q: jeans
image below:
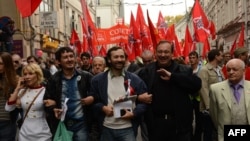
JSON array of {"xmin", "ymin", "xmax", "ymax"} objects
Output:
[
  {"xmin": 65, "ymin": 120, "xmax": 88, "ymax": 141},
  {"xmin": 0, "ymin": 120, "xmax": 17, "ymax": 141},
  {"xmin": 100, "ymin": 126, "xmax": 136, "ymax": 141}
]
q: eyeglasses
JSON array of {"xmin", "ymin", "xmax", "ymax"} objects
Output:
[{"xmin": 14, "ymin": 61, "xmax": 19, "ymax": 64}]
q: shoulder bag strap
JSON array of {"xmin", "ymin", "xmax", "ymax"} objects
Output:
[{"xmin": 22, "ymin": 87, "xmax": 45, "ymax": 122}]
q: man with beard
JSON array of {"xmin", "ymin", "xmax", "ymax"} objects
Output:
[
  {"xmin": 90, "ymin": 46, "xmax": 148, "ymax": 141},
  {"xmin": 44, "ymin": 47, "xmax": 93, "ymax": 141},
  {"xmin": 137, "ymin": 40, "xmax": 201, "ymax": 141}
]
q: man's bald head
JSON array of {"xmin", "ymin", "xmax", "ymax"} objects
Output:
[
  {"xmin": 226, "ymin": 58, "xmax": 245, "ymax": 85},
  {"xmin": 141, "ymin": 50, "xmax": 154, "ymax": 66}
]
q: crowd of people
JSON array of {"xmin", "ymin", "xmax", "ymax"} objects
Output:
[{"xmin": 0, "ymin": 40, "xmax": 250, "ymax": 141}]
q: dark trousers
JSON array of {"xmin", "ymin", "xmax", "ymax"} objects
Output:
[
  {"xmin": 0, "ymin": 120, "xmax": 17, "ymax": 141},
  {"xmin": 201, "ymin": 112, "xmax": 217, "ymax": 141},
  {"xmin": 149, "ymin": 117, "xmax": 192, "ymax": 141},
  {"xmin": 192, "ymin": 99, "xmax": 202, "ymax": 141}
]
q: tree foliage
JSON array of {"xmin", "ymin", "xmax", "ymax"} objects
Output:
[{"xmin": 164, "ymin": 15, "xmax": 184, "ymax": 25}]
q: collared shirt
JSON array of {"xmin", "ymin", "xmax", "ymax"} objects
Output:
[
  {"xmin": 229, "ymin": 79, "xmax": 244, "ymax": 100},
  {"xmin": 214, "ymin": 66, "xmax": 224, "ymax": 82},
  {"xmin": 103, "ymin": 70, "xmax": 132, "ymax": 129},
  {"xmin": 109, "ymin": 69, "xmax": 125, "ymax": 79},
  {"xmin": 61, "ymin": 71, "xmax": 84, "ymax": 121}
]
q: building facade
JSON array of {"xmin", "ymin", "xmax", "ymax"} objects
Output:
[
  {"xmin": 0, "ymin": 0, "xmax": 122, "ymax": 58},
  {"xmin": 175, "ymin": 0, "xmax": 250, "ymax": 54}
]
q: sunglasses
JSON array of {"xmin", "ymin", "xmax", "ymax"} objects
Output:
[{"xmin": 14, "ymin": 61, "xmax": 19, "ymax": 64}]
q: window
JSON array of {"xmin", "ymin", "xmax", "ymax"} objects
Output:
[
  {"xmin": 60, "ymin": 0, "xmax": 63, "ymax": 9},
  {"xmin": 39, "ymin": 0, "xmax": 53, "ymax": 12},
  {"xmin": 97, "ymin": 17, "xmax": 101, "ymax": 28}
]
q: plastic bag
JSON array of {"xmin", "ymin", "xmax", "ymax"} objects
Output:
[{"xmin": 53, "ymin": 121, "xmax": 73, "ymax": 141}]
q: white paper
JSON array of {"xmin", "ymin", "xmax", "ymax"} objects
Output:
[
  {"xmin": 61, "ymin": 97, "xmax": 69, "ymax": 121},
  {"xmin": 113, "ymin": 100, "xmax": 133, "ymax": 118},
  {"xmin": 114, "ymin": 95, "xmax": 137, "ymax": 104}
]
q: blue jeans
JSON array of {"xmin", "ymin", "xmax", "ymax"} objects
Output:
[
  {"xmin": 65, "ymin": 120, "xmax": 88, "ymax": 141},
  {"xmin": 0, "ymin": 120, "xmax": 17, "ymax": 141},
  {"xmin": 101, "ymin": 126, "xmax": 136, "ymax": 141}
]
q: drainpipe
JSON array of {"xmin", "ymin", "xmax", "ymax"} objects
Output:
[
  {"xmin": 64, "ymin": 0, "xmax": 68, "ymax": 46},
  {"xmin": 244, "ymin": 0, "xmax": 248, "ymax": 49},
  {"xmin": 28, "ymin": 17, "xmax": 36, "ymax": 55}
]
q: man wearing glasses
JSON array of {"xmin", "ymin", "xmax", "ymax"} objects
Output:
[{"xmin": 12, "ymin": 53, "xmax": 23, "ymax": 76}]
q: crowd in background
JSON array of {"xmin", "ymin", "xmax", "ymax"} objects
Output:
[{"xmin": 0, "ymin": 40, "xmax": 250, "ymax": 141}]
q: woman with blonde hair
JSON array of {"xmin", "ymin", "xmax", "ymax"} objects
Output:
[
  {"xmin": 0, "ymin": 52, "xmax": 19, "ymax": 141},
  {"xmin": 6, "ymin": 63, "xmax": 53, "ymax": 141}
]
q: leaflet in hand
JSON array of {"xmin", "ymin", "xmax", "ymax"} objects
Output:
[
  {"xmin": 113, "ymin": 95, "xmax": 137, "ymax": 104},
  {"xmin": 61, "ymin": 97, "xmax": 69, "ymax": 122},
  {"xmin": 113, "ymin": 95, "xmax": 137, "ymax": 118}
]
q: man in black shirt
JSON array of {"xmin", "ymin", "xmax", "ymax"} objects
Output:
[{"xmin": 137, "ymin": 40, "xmax": 201, "ymax": 141}]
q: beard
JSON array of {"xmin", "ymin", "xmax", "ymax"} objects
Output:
[{"xmin": 110, "ymin": 61, "xmax": 125, "ymax": 70}]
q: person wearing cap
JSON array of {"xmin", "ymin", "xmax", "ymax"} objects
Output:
[{"xmin": 233, "ymin": 47, "xmax": 250, "ymax": 80}]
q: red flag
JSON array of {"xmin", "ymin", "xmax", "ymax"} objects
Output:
[
  {"xmin": 192, "ymin": 0, "xmax": 210, "ymax": 42},
  {"xmin": 230, "ymin": 36, "xmax": 238, "ymax": 55},
  {"xmin": 157, "ymin": 11, "xmax": 168, "ymax": 39},
  {"xmin": 15, "ymin": 0, "xmax": 42, "ymax": 18},
  {"xmin": 202, "ymin": 39, "xmax": 210, "ymax": 59},
  {"xmin": 147, "ymin": 10, "xmax": 160, "ymax": 50},
  {"xmin": 173, "ymin": 34, "xmax": 182, "ymax": 57},
  {"xmin": 164, "ymin": 24, "xmax": 181, "ymax": 57},
  {"xmin": 209, "ymin": 21, "xmax": 216, "ymax": 40},
  {"xmin": 70, "ymin": 29, "xmax": 82, "ymax": 54},
  {"xmin": 183, "ymin": 25, "xmax": 193, "ymax": 57},
  {"xmin": 237, "ymin": 23, "xmax": 245, "ymax": 47},
  {"xmin": 80, "ymin": 17, "xmax": 89, "ymax": 53},
  {"xmin": 136, "ymin": 4, "xmax": 152, "ymax": 51},
  {"xmin": 99, "ymin": 45, "xmax": 107, "ymax": 57},
  {"xmin": 80, "ymin": 0, "xmax": 98, "ymax": 57},
  {"xmin": 165, "ymin": 24, "xmax": 175, "ymax": 41},
  {"xmin": 80, "ymin": 0, "xmax": 89, "ymax": 35},
  {"xmin": 128, "ymin": 12, "xmax": 140, "ymax": 61},
  {"xmin": 82, "ymin": 34, "xmax": 89, "ymax": 52}
]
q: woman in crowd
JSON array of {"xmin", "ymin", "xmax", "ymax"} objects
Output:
[
  {"xmin": 6, "ymin": 63, "xmax": 53, "ymax": 141},
  {"xmin": 0, "ymin": 52, "xmax": 19, "ymax": 141}
]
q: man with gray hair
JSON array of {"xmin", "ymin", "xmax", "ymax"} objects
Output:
[
  {"xmin": 91, "ymin": 56, "xmax": 106, "ymax": 75},
  {"xmin": 210, "ymin": 58, "xmax": 250, "ymax": 141}
]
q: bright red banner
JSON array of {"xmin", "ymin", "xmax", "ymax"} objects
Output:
[{"xmin": 95, "ymin": 24, "xmax": 129, "ymax": 45}]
